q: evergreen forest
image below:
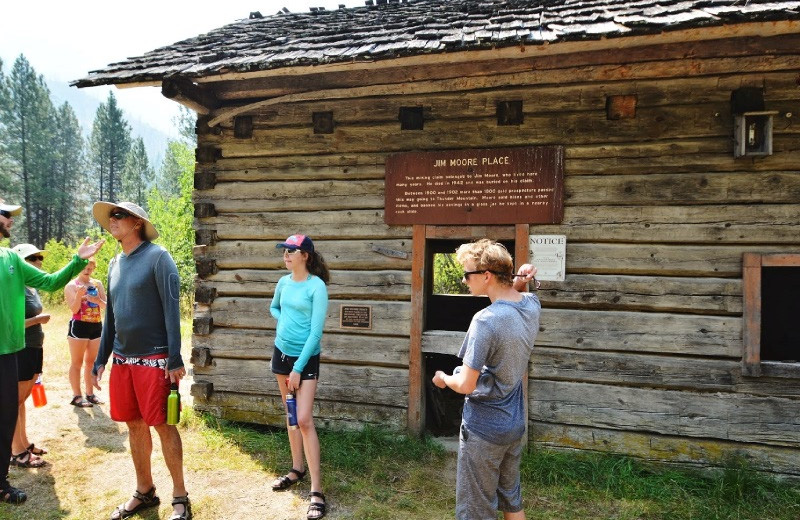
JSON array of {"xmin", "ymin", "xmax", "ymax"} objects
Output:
[{"xmin": 0, "ymin": 54, "xmax": 196, "ymax": 307}]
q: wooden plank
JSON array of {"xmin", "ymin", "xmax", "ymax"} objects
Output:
[
  {"xmin": 196, "ymin": 210, "xmax": 411, "ymax": 240},
  {"xmin": 423, "ymin": 309, "xmax": 741, "ymax": 357},
  {"xmin": 425, "ymin": 225, "xmax": 516, "ymax": 241},
  {"xmin": 565, "ymin": 172, "xmax": 800, "ymax": 206},
  {"xmin": 529, "ymin": 380, "xmax": 800, "ymax": 446},
  {"xmin": 408, "ymin": 224, "xmax": 426, "ymax": 435},
  {"xmin": 205, "ymin": 101, "xmax": 800, "ymax": 157},
  {"xmin": 194, "ymin": 179, "xmax": 384, "ymax": 212},
  {"xmin": 194, "ymin": 360, "xmax": 408, "ymax": 408},
  {"xmin": 210, "ymin": 297, "xmax": 411, "ymax": 336},
  {"xmin": 742, "ymin": 253, "xmax": 762, "ymax": 375},
  {"xmin": 565, "ymin": 243, "xmax": 799, "ymax": 277},
  {"xmin": 531, "ymin": 347, "xmax": 736, "ymax": 392},
  {"xmin": 199, "ymin": 269, "xmax": 411, "ymax": 300},
  {"xmin": 531, "ymin": 422, "xmax": 800, "ymax": 477},
  {"xmin": 533, "ymin": 204, "xmax": 800, "ymax": 244},
  {"xmin": 194, "ymin": 389, "xmax": 406, "ymax": 430},
  {"xmin": 539, "ymin": 274, "xmax": 741, "ymax": 315},
  {"xmin": 214, "ymin": 72, "xmax": 800, "ymax": 128},
  {"xmin": 192, "ymin": 327, "xmax": 409, "ymax": 367},
  {"xmin": 566, "ymin": 136, "xmax": 800, "ymax": 175},
  {"xmin": 198, "ymin": 239, "xmax": 412, "ymax": 270}
]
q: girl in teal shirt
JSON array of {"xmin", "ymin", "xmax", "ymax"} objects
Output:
[{"xmin": 269, "ymin": 234, "xmax": 330, "ymax": 520}]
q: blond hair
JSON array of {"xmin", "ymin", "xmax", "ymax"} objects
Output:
[{"xmin": 455, "ymin": 239, "xmax": 514, "ymax": 286}]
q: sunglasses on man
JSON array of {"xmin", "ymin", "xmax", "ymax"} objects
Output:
[
  {"xmin": 27, "ymin": 255, "xmax": 44, "ymax": 262},
  {"xmin": 110, "ymin": 210, "xmax": 132, "ymax": 220},
  {"xmin": 463, "ymin": 269, "xmax": 541, "ymax": 289},
  {"xmin": 0, "ymin": 210, "xmax": 12, "ymax": 218}
]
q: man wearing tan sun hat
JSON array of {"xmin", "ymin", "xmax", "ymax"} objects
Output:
[
  {"xmin": 0, "ymin": 198, "xmax": 105, "ymax": 505},
  {"xmin": 89, "ymin": 201, "xmax": 192, "ymax": 520}
]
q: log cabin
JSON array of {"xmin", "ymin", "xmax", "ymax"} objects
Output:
[{"xmin": 75, "ymin": 0, "xmax": 800, "ymax": 475}]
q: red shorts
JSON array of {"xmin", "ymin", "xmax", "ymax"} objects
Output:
[{"xmin": 109, "ymin": 354, "xmax": 170, "ymax": 426}]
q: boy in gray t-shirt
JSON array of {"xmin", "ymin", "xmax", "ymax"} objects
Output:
[{"xmin": 433, "ymin": 239, "xmax": 540, "ymax": 520}]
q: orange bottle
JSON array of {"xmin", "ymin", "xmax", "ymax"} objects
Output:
[{"xmin": 31, "ymin": 376, "xmax": 47, "ymax": 408}]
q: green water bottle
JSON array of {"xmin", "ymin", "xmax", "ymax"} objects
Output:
[{"xmin": 167, "ymin": 383, "xmax": 180, "ymax": 425}]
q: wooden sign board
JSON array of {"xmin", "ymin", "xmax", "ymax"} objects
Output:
[
  {"xmin": 385, "ymin": 146, "xmax": 564, "ymax": 225},
  {"xmin": 339, "ymin": 305, "xmax": 372, "ymax": 330},
  {"xmin": 529, "ymin": 235, "xmax": 566, "ymax": 281}
]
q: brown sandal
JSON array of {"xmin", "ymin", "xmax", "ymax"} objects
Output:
[
  {"xmin": 10, "ymin": 451, "xmax": 47, "ymax": 468},
  {"xmin": 27, "ymin": 443, "xmax": 47, "ymax": 455}
]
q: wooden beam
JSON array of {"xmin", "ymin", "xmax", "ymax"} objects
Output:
[
  {"xmin": 742, "ymin": 253, "xmax": 762, "ymax": 376},
  {"xmin": 162, "ymin": 78, "xmax": 219, "ymax": 115},
  {"xmin": 407, "ymin": 224, "xmax": 426, "ymax": 435}
]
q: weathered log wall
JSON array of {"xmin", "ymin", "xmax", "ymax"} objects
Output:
[{"xmin": 191, "ymin": 33, "xmax": 800, "ymax": 474}]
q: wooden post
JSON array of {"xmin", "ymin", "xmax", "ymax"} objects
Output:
[
  {"xmin": 407, "ymin": 224, "xmax": 426, "ymax": 435},
  {"xmin": 515, "ymin": 224, "xmax": 531, "ymax": 447}
]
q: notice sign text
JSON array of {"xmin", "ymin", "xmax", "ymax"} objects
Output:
[
  {"xmin": 385, "ymin": 146, "xmax": 564, "ymax": 225},
  {"xmin": 340, "ymin": 305, "xmax": 373, "ymax": 330}
]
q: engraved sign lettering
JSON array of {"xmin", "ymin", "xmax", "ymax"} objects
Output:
[
  {"xmin": 340, "ymin": 305, "xmax": 373, "ymax": 330},
  {"xmin": 385, "ymin": 146, "xmax": 564, "ymax": 225}
]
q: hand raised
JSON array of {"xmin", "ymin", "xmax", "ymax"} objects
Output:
[{"xmin": 77, "ymin": 237, "xmax": 105, "ymax": 260}]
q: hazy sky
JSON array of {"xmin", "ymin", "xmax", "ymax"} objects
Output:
[{"xmin": 1, "ymin": 1, "xmax": 363, "ymax": 136}]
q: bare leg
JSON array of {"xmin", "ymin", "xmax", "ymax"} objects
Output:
[
  {"xmin": 504, "ymin": 511, "xmax": 526, "ymax": 520},
  {"xmin": 271, "ymin": 374, "xmax": 305, "ymax": 488},
  {"xmin": 122, "ymin": 419, "xmax": 155, "ymax": 511},
  {"xmin": 83, "ymin": 338, "xmax": 101, "ymax": 396},
  {"xmin": 153, "ymin": 423, "xmax": 188, "ymax": 517},
  {"xmin": 296, "ymin": 379, "xmax": 323, "ymax": 507},
  {"xmin": 67, "ymin": 337, "xmax": 89, "ymax": 398},
  {"xmin": 11, "ymin": 379, "xmax": 35, "ymax": 456}
]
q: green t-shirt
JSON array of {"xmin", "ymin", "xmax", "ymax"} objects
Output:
[{"xmin": 0, "ymin": 248, "xmax": 87, "ymax": 355}]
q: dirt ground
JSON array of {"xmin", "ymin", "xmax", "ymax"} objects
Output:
[{"xmin": 3, "ymin": 311, "xmax": 325, "ymax": 520}]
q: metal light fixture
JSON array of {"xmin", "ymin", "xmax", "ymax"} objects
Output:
[{"xmin": 731, "ymin": 88, "xmax": 777, "ymax": 158}]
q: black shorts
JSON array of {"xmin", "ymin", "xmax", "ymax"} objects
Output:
[
  {"xmin": 16, "ymin": 347, "xmax": 43, "ymax": 382},
  {"xmin": 68, "ymin": 320, "xmax": 102, "ymax": 340},
  {"xmin": 270, "ymin": 346, "xmax": 320, "ymax": 380}
]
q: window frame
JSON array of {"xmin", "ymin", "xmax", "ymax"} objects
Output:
[{"xmin": 742, "ymin": 252, "xmax": 800, "ymax": 378}]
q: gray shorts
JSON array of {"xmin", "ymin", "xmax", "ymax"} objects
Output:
[{"xmin": 456, "ymin": 422, "xmax": 524, "ymax": 520}]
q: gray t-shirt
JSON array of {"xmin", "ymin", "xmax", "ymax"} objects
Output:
[{"xmin": 458, "ymin": 292, "xmax": 540, "ymax": 445}]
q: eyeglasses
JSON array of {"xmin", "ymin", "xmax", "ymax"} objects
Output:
[
  {"xmin": 27, "ymin": 255, "xmax": 44, "ymax": 262},
  {"xmin": 110, "ymin": 211, "xmax": 131, "ymax": 220},
  {"xmin": 462, "ymin": 269, "xmax": 488, "ymax": 280},
  {"xmin": 282, "ymin": 249, "xmax": 301, "ymax": 256},
  {"xmin": 463, "ymin": 270, "xmax": 542, "ymax": 289},
  {"xmin": 0, "ymin": 210, "xmax": 11, "ymax": 218}
]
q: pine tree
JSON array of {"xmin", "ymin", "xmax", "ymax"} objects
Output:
[
  {"xmin": 89, "ymin": 91, "xmax": 131, "ymax": 203},
  {"xmin": 0, "ymin": 55, "xmax": 57, "ymax": 244},
  {"xmin": 51, "ymin": 102, "xmax": 86, "ymax": 241},
  {"xmin": 157, "ymin": 140, "xmax": 192, "ymax": 198},
  {"xmin": 121, "ymin": 137, "xmax": 154, "ymax": 208}
]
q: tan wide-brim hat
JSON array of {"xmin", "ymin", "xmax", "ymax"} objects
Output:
[
  {"xmin": 92, "ymin": 201, "xmax": 159, "ymax": 241},
  {"xmin": 12, "ymin": 243, "xmax": 46, "ymax": 259},
  {"xmin": 0, "ymin": 198, "xmax": 22, "ymax": 216}
]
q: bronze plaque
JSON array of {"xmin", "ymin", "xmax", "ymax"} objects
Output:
[
  {"xmin": 340, "ymin": 305, "xmax": 372, "ymax": 330},
  {"xmin": 385, "ymin": 146, "xmax": 564, "ymax": 225}
]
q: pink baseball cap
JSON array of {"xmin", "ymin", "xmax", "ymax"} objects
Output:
[{"xmin": 276, "ymin": 234, "xmax": 315, "ymax": 252}]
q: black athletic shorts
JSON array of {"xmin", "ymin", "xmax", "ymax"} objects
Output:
[
  {"xmin": 16, "ymin": 347, "xmax": 43, "ymax": 382},
  {"xmin": 270, "ymin": 346, "xmax": 320, "ymax": 380},
  {"xmin": 68, "ymin": 320, "xmax": 102, "ymax": 340}
]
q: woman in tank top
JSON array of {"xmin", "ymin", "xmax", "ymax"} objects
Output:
[{"xmin": 64, "ymin": 257, "xmax": 106, "ymax": 407}]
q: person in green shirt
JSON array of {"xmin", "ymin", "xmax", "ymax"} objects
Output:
[{"xmin": 0, "ymin": 199, "xmax": 105, "ymax": 505}]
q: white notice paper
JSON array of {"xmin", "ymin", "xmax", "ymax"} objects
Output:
[{"xmin": 529, "ymin": 235, "xmax": 566, "ymax": 281}]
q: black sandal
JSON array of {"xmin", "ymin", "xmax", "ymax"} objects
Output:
[
  {"xmin": 70, "ymin": 395, "xmax": 93, "ymax": 408},
  {"xmin": 86, "ymin": 394, "xmax": 104, "ymax": 405},
  {"xmin": 307, "ymin": 491, "xmax": 327, "ymax": 520},
  {"xmin": 169, "ymin": 494, "xmax": 192, "ymax": 520},
  {"xmin": 27, "ymin": 443, "xmax": 47, "ymax": 455},
  {"xmin": 10, "ymin": 451, "xmax": 47, "ymax": 468},
  {"xmin": 0, "ymin": 485, "xmax": 27, "ymax": 504},
  {"xmin": 110, "ymin": 486, "xmax": 160, "ymax": 519},
  {"xmin": 272, "ymin": 467, "xmax": 306, "ymax": 491}
]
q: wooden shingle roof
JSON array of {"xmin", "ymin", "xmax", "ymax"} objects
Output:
[{"xmin": 73, "ymin": 0, "xmax": 800, "ymax": 87}]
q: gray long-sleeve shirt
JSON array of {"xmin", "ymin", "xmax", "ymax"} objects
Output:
[{"xmin": 93, "ymin": 241, "xmax": 184, "ymax": 372}]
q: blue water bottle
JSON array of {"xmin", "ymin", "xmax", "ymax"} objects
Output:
[
  {"xmin": 285, "ymin": 381, "xmax": 298, "ymax": 430},
  {"xmin": 86, "ymin": 285, "xmax": 99, "ymax": 308}
]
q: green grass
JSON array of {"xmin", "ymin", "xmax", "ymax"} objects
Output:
[{"xmin": 189, "ymin": 415, "xmax": 800, "ymax": 520}]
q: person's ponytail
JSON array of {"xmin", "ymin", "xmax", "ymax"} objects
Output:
[{"xmin": 307, "ymin": 251, "xmax": 330, "ymax": 284}]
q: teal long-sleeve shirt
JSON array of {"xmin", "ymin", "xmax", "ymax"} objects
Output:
[
  {"xmin": 269, "ymin": 274, "xmax": 328, "ymax": 373},
  {"xmin": 0, "ymin": 249, "xmax": 87, "ymax": 355}
]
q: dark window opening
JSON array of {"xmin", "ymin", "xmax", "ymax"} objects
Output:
[
  {"xmin": 424, "ymin": 353, "xmax": 464, "ymax": 437},
  {"xmin": 399, "ymin": 106, "xmax": 424, "ymax": 130},
  {"xmin": 761, "ymin": 267, "xmax": 800, "ymax": 362}
]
